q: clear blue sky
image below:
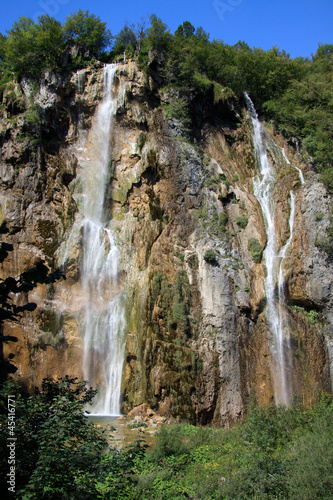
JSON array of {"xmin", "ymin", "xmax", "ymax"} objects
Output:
[{"xmin": 0, "ymin": 0, "xmax": 332, "ymax": 59}]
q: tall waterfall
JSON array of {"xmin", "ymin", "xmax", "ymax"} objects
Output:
[
  {"xmin": 70, "ymin": 64, "xmax": 125, "ymax": 415},
  {"xmin": 245, "ymin": 94, "xmax": 294, "ymax": 405}
]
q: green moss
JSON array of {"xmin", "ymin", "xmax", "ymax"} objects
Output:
[
  {"xmin": 136, "ymin": 132, "xmax": 147, "ymax": 152},
  {"xmin": 150, "ymin": 270, "xmax": 192, "ymax": 344}
]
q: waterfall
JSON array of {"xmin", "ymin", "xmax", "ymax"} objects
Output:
[
  {"xmin": 65, "ymin": 64, "xmax": 126, "ymax": 416},
  {"xmin": 245, "ymin": 93, "xmax": 294, "ymax": 405},
  {"xmin": 74, "ymin": 69, "xmax": 85, "ymax": 95},
  {"xmin": 282, "ymin": 147, "xmax": 305, "ymax": 185}
]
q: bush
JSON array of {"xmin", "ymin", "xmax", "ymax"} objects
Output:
[
  {"xmin": 247, "ymin": 237, "xmax": 262, "ymax": 262},
  {"xmin": 235, "ymin": 215, "xmax": 248, "ymax": 229},
  {"xmin": 219, "ymin": 211, "xmax": 228, "ymax": 231},
  {"xmin": 204, "ymin": 249, "xmax": 217, "ymax": 264}
]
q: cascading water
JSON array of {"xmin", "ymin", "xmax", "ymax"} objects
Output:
[
  {"xmin": 66, "ymin": 64, "xmax": 126, "ymax": 415},
  {"xmin": 245, "ymin": 93, "xmax": 295, "ymax": 405},
  {"xmin": 282, "ymin": 147, "xmax": 305, "ymax": 185}
]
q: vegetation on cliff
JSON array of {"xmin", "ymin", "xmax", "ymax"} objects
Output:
[
  {"xmin": 1, "ymin": 12, "xmax": 332, "ymax": 251},
  {"xmin": 0, "ymin": 13, "xmax": 332, "ymax": 175}
]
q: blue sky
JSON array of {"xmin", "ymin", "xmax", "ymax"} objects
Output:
[{"xmin": 0, "ymin": 0, "xmax": 332, "ymax": 59}]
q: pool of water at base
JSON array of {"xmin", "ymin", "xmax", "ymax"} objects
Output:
[{"xmin": 87, "ymin": 415, "xmax": 158, "ymax": 449}]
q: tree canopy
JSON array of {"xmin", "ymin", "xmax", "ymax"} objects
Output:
[{"xmin": 63, "ymin": 9, "xmax": 112, "ymax": 58}]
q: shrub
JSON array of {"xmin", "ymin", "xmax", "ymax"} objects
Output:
[
  {"xmin": 235, "ymin": 215, "xmax": 248, "ymax": 229},
  {"xmin": 248, "ymin": 237, "xmax": 262, "ymax": 262},
  {"xmin": 204, "ymin": 249, "xmax": 217, "ymax": 264}
]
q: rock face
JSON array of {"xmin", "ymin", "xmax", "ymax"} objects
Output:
[{"xmin": 0, "ymin": 61, "xmax": 332, "ymax": 424}]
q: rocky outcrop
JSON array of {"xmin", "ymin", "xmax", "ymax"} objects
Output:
[{"xmin": 0, "ymin": 60, "xmax": 332, "ymax": 424}]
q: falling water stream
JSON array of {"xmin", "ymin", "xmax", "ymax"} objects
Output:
[
  {"xmin": 282, "ymin": 147, "xmax": 305, "ymax": 185},
  {"xmin": 245, "ymin": 94, "xmax": 295, "ymax": 405},
  {"xmin": 67, "ymin": 64, "xmax": 126, "ymax": 415}
]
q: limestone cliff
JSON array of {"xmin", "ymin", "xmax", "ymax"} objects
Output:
[{"xmin": 0, "ymin": 60, "xmax": 332, "ymax": 424}]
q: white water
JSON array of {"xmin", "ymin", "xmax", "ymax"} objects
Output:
[
  {"xmin": 245, "ymin": 94, "xmax": 295, "ymax": 405},
  {"xmin": 67, "ymin": 64, "xmax": 126, "ymax": 416},
  {"xmin": 282, "ymin": 147, "xmax": 305, "ymax": 185}
]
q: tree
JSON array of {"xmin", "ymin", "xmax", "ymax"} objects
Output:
[
  {"xmin": 4, "ymin": 17, "xmax": 38, "ymax": 77},
  {"xmin": 0, "ymin": 33, "xmax": 6, "ymax": 61},
  {"xmin": 175, "ymin": 21, "xmax": 195, "ymax": 40},
  {"xmin": 113, "ymin": 24, "xmax": 137, "ymax": 56},
  {"xmin": 4, "ymin": 15, "xmax": 64, "ymax": 77},
  {"xmin": 63, "ymin": 10, "xmax": 112, "ymax": 59},
  {"xmin": 0, "ymin": 376, "xmax": 107, "ymax": 498},
  {"xmin": 34, "ymin": 14, "xmax": 64, "ymax": 70},
  {"xmin": 146, "ymin": 14, "xmax": 173, "ymax": 53}
]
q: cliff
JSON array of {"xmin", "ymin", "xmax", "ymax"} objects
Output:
[{"xmin": 0, "ymin": 60, "xmax": 332, "ymax": 424}]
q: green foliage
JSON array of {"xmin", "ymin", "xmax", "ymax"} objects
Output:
[
  {"xmin": 264, "ymin": 43, "xmax": 333, "ymax": 182},
  {"xmin": 1, "ymin": 375, "xmax": 332, "ymax": 500},
  {"xmin": 0, "ymin": 33, "xmax": 6, "ymax": 61},
  {"xmin": 22, "ymin": 103, "xmax": 45, "ymax": 144},
  {"xmin": 150, "ymin": 271, "xmax": 172, "ymax": 313},
  {"xmin": 175, "ymin": 21, "xmax": 195, "ymax": 40},
  {"xmin": 1, "ymin": 10, "xmax": 112, "ymax": 78},
  {"xmin": 235, "ymin": 215, "xmax": 248, "ymax": 229},
  {"xmin": 126, "ymin": 398, "xmax": 333, "ymax": 500},
  {"xmin": 204, "ymin": 249, "xmax": 217, "ymax": 264},
  {"xmin": 287, "ymin": 403, "xmax": 333, "ymax": 499},
  {"xmin": 196, "ymin": 191, "xmax": 229, "ymax": 240},
  {"xmin": 4, "ymin": 15, "xmax": 64, "ymax": 77},
  {"xmin": 293, "ymin": 305, "xmax": 319, "ymax": 324},
  {"xmin": 247, "ymin": 237, "xmax": 263, "ymax": 263},
  {"xmin": 162, "ymin": 93, "xmax": 191, "ymax": 132},
  {"xmin": 113, "ymin": 24, "xmax": 137, "ymax": 57},
  {"xmin": 0, "ymin": 376, "xmax": 107, "ymax": 498},
  {"xmin": 146, "ymin": 14, "xmax": 172, "ymax": 53},
  {"xmin": 63, "ymin": 10, "xmax": 111, "ymax": 59},
  {"xmin": 96, "ymin": 440, "xmax": 147, "ymax": 499}
]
